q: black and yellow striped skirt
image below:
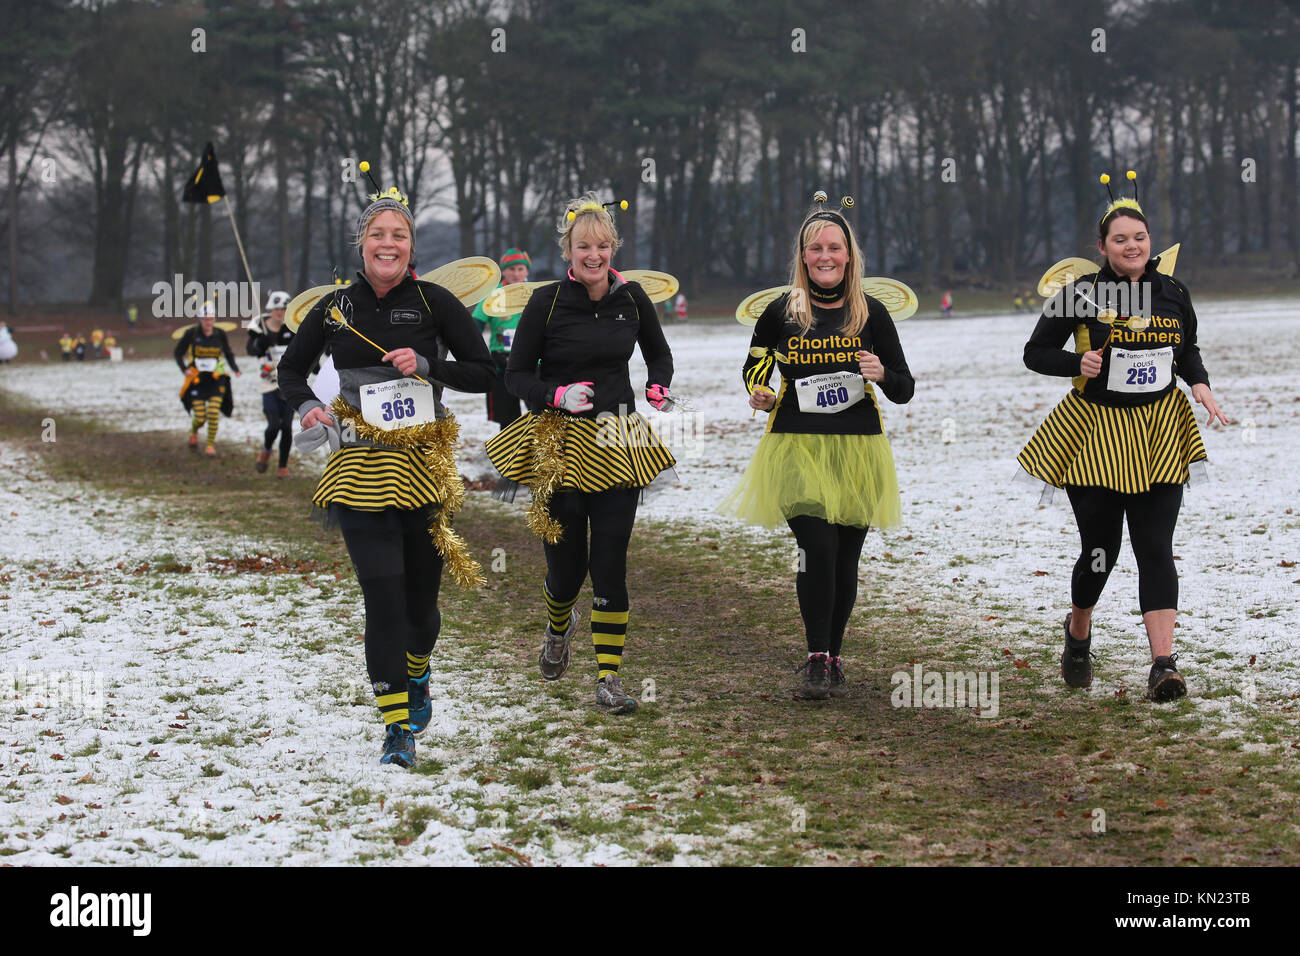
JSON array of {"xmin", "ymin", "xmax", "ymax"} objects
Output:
[
  {"xmin": 1017, "ymin": 388, "xmax": 1207, "ymax": 494},
  {"xmin": 485, "ymin": 410, "xmax": 676, "ymax": 493},
  {"xmin": 313, "ymin": 446, "xmax": 449, "ymax": 512}
]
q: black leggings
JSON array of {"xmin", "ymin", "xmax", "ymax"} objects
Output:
[
  {"xmin": 786, "ymin": 515, "xmax": 870, "ymax": 656},
  {"xmin": 262, "ymin": 392, "xmax": 293, "ymax": 467},
  {"xmin": 542, "ymin": 488, "xmax": 639, "ymax": 609},
  {"xmin": 338, "ymin": 507, "xmax": 443, "ymax": 696},
  {"xmin": 1065, "ymin": 483, "xmax": 1182, "ymax": 613}
]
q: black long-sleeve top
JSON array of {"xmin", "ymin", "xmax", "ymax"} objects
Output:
[
  {"xmin": 505, "ymin": 272, "xmax": 672, "ymax": 416},
  {"xmin": 247, "ymin": 322, "xmax": 295, "ymax": 358},
  {"xmin": 174, "ymin": 325, "xmax": 240, "ymax": 375},
  {"xmin": 743, "ymin": 293, "xmax": 914, "ymax": 434},
  {"xmin": 277, "ymin": 271, "xmax": 494, "ymax": 413},
  {"xmin": 1024, "ymin": 260, "xmax": 1210, "ymax": 407}
]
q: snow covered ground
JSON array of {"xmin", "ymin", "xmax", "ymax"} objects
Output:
[{"xmin": 2, "ymin": 296, "xmax": 1297, "ymax": 864}]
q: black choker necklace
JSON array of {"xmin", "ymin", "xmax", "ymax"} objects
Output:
[{"xmin": 808, "ymin": 277, "xmax": 847, "ymax": 303}]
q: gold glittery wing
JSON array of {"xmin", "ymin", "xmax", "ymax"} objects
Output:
[
  {"xmin": 620, "ymin": 270, "xmax": 680, "ymax": 303},
  {"xmin": 1154, "ymin": 243, "xmax": 1179, "ymax": 276},
  {"xmin": 736, "ymin": 286, "xmax": 790, "ymax": 326},
  {"xmin": 419, "ymin": 256, "xmax": 501, "ymax": 307},
  {"xmin": 860, "ymin": 277, "xmax": 918, "ymax": 320},
  {"xmin": 1037, "ymin": 257, "xmax": 1098, "ymax": 298},
  {"xmin": 480, "ymin": 280, "xmax": 548, "ymax": 318},
  {"xmin": 284, "ymin": 284, "xmax": 336, "ymax": 333}
]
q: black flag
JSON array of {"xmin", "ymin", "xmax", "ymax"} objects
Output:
[{"xmin": 182, "ymin": 142, "xmax": 226, "ymax": 204}]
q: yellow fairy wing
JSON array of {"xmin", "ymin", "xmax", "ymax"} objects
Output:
[
  {"xmin": 861, "ymin": 277, "xmax": 918, "ymax": 320},
  {"xmin": 419, "ymin": 256, "xmax": 501, "ymax": 307},
  {"xmin": 284, "ymin": 284, "xmax": 336, "ymax": 333},
  {"xmin": 170, "ymin": 325, "xmax": 189, "ymax": 340},
  {"xmin": 480, "ymin": 280, "xmax": 549, "ymax": 318},
  {"xmin": 736, "ymin": 286, "xmax": 790, "ymax": 326},
  {"xmin": 1154, "ymin": 243, "xmax": 1179, "ymax": 276},
  {"xmin": 215, "ymin": 321, "xmax": 238, "ymax": 333},
  {"xmin": 1037, "ymin": 257, "xmax": 1098, "ymax": 298},
  {"xmin": 620, "ymin": 269, "xmax": 680, "ymax": 303}
]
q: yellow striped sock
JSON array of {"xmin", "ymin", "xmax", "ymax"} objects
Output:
[
  {"xmin": 407, "ymin": 652, "xmax": 430, "ymax": 680},
  {"xmin": 544, "ymin": 583, "xmax": 579, "ymax": 633},
  {"xmin": 205, "ymin": 397, "xmax": 221, "ymax": 444},
  {"xmin": 591, "ymin": 608, "xmax": 629, "ymax": 679},
  {"xmin": 375, "ymin": 690, "xmax": 411, "ymax": 730}
]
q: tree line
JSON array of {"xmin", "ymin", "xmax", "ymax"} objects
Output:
[{"xmin": 3, "ymin": 0, "xmax": 1298, "ymax": 310}]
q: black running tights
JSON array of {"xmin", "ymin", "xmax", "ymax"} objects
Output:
[
  {"xmin": 1065, "ymin": 483, "xmax": 1182, "ymax": 613},
  {"xmin": 786, "ymin": 515, "xmax": 870, "ymax": 656},
  {"xmin": 338, "ymin": 507, "xmax": 443, "ymax": 696},
  {"xmin": 542, "ymin": 488, "xmax": 639, "ymax": 610}
]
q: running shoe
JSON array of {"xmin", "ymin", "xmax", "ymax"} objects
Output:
[
  {"xmin": 276, "ymin": 466, "xmax": 289, "ymax": 479},
  {"xmin": 408, "ymin": 673, "xmax": 431, "ymax": 734},
  {"xmin": 795, "ymin": 653, "xmax": 831, "ymax": 701},
  {"xmin": 1061, "ymin": 614, "xmax": 1093, "ymax": 689},
  {"xmin": 828, "ymin": 656, "xmax": 849, "ymax": 698},
  {"xmin": 187, "ymin": 434, "xmax": 198, "ymax": 451},
  {"xmin": 205, "ymin": 445, "xmax": 217, "ymax": 458},
  {"xmin": 380, "ymin": 724, "xmax": 416, "ymax": 767},
  {"xmin": 1147, "ymin": 655, "xmax": 1187, "ymax": 702},
  {"xmin": 595, "ymin": 674, "xmax": 638, "ymax": 714},
  {"xmin": 539, "ymin": 608, "xmax": 579, "ymax": 681},
  {"xmin": 255, "ymin": 448, "xmax": 270, "ymax": 473}
]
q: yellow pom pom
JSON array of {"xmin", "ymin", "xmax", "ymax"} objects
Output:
[
  {"xmin": 359, "ymin": 161, "xmax": 370, "ymax": 173},
  {"xmin": 1100, "ymin": 174, "xmax": 1110, "ymax": 184},
  {"xmin": 567, "ymin": 211, "xmax": 576, "ymax": 222},
  {"xmin": 619, "ymin": 200, "xmax": 628, "ymax": 210},
  {"xmin": 1126, "ymin": 170, "xmax": 1137, "ymax": 180}
]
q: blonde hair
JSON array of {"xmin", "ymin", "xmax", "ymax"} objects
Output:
[
  {"xmin": 786, "ymin": 217, "xmax": 869, "ymax": 337},
  {"xmin": 557, "ymin": 191, "xmax": 622, "ymax": 260}
]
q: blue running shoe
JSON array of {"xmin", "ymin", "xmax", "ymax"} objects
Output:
[
  {"xmin": 408, "ymin": 673, "xmax": 432, "ymax": 734},
  {"xmin": 380, "ymin": 723, "xmax": 416, "ymax": 767}
]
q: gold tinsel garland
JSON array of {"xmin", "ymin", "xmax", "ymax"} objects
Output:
[
  {"xmin": 525, "ymin": 411, "xmax": 568, "ymax": 543},
  {"xmin": 329, "ymin": 397, "xmax": 486, "ymax": 589}
]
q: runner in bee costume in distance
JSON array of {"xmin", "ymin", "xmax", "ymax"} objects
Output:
[{"xmin": 176, "ymin": 301, "xmax": 241, "ymax": 456}]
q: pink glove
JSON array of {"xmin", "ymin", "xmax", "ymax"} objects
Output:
[
  {"xmin": 553, "ymin": 381, "xmax": 595, "ymax": 412},
  {"xmin": 645, "ymin": 383, "xmax": 672, "ymax": 411}
]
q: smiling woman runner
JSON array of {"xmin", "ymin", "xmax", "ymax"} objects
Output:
[
  {"xmin": 484, "ymin": 193, "xmax": 675, "ymax": 715},
  {"xmin": 278, "ymin": 173, "xmax": 494, "ymax": 768},
  {"xmin": 720, "ymin": 193, "xmax": 914, "ymax": 702},
  {"xmin": 1018, "ymin": 171, "xmax": 1230, "ymax": 702}
]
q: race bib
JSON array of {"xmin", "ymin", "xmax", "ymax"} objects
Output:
[
  {"xmin": 195, "ymin": 357, "xmax": 218, "ymax": 373},
  {"xmin": 269, "ymin": 345, "xmax": 288, "ymax": 365},
  {"xmin": 359, "ymin": 378, "xmax": 438, "ymax": 430},
  {"xmin": 499, "ymin": 329, "xmax": 514, "ymax": 350},
  {"xmin": 795, "ymin": 370, "xmax": 865, "ymax": 414},
  {"xmin": 1107, "ymin": 347, "xmax": 1173, "ymax": 394}
]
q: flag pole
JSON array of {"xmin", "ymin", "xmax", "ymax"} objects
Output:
[{"xmin": 220, "ymin": 197, "xmax": 257, "ymax": 323}]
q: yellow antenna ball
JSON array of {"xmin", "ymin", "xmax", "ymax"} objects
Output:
[
  {"xmin": 1100, "ymin": 174, "xmax": 1110, "ymax": 184},
  {"xmin": 567, "ymin": 211, "xmax": 576, "ymax": 222},
  {"xmin": 359, "ymin": 161, "xmax": 370, "ymax": 173},
  {"xmin": 619, "ymin": 200, "xmax": 628, "ymax": 210},
  {"xmin": 1126, "ymin": 170, "xmax": 1137, "ymax": 180},
  {"xmin": 813, "ymin": 190, "xmax": 828, "ymax": 203}
]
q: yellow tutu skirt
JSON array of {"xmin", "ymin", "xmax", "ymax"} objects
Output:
[
  {"xmin": 1017, "ymin": 388, "xmax": 1206, "ymax": 494},
  {"xmin": 719, "ymin": 431, "xmax": 901, "ymax": 529}
]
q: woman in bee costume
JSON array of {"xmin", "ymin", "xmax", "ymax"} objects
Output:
[
  {"xmin": 277, "ymin": 166, "xmax": 494, "ymax": 767},
  {"xmin": 484, "ymin": 193, "xmax": 675, "ymax": 715},
  {"xmin": 720, "ymin": 193, "xmax": 915, "ymax": 701},
  {"xmin": 175, "ymin": 301, "xmax": 241, "ymax": 456},
  {"xmin": 1019, "ymin": 172, "xmax": 1230, "ymax": 702}
]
